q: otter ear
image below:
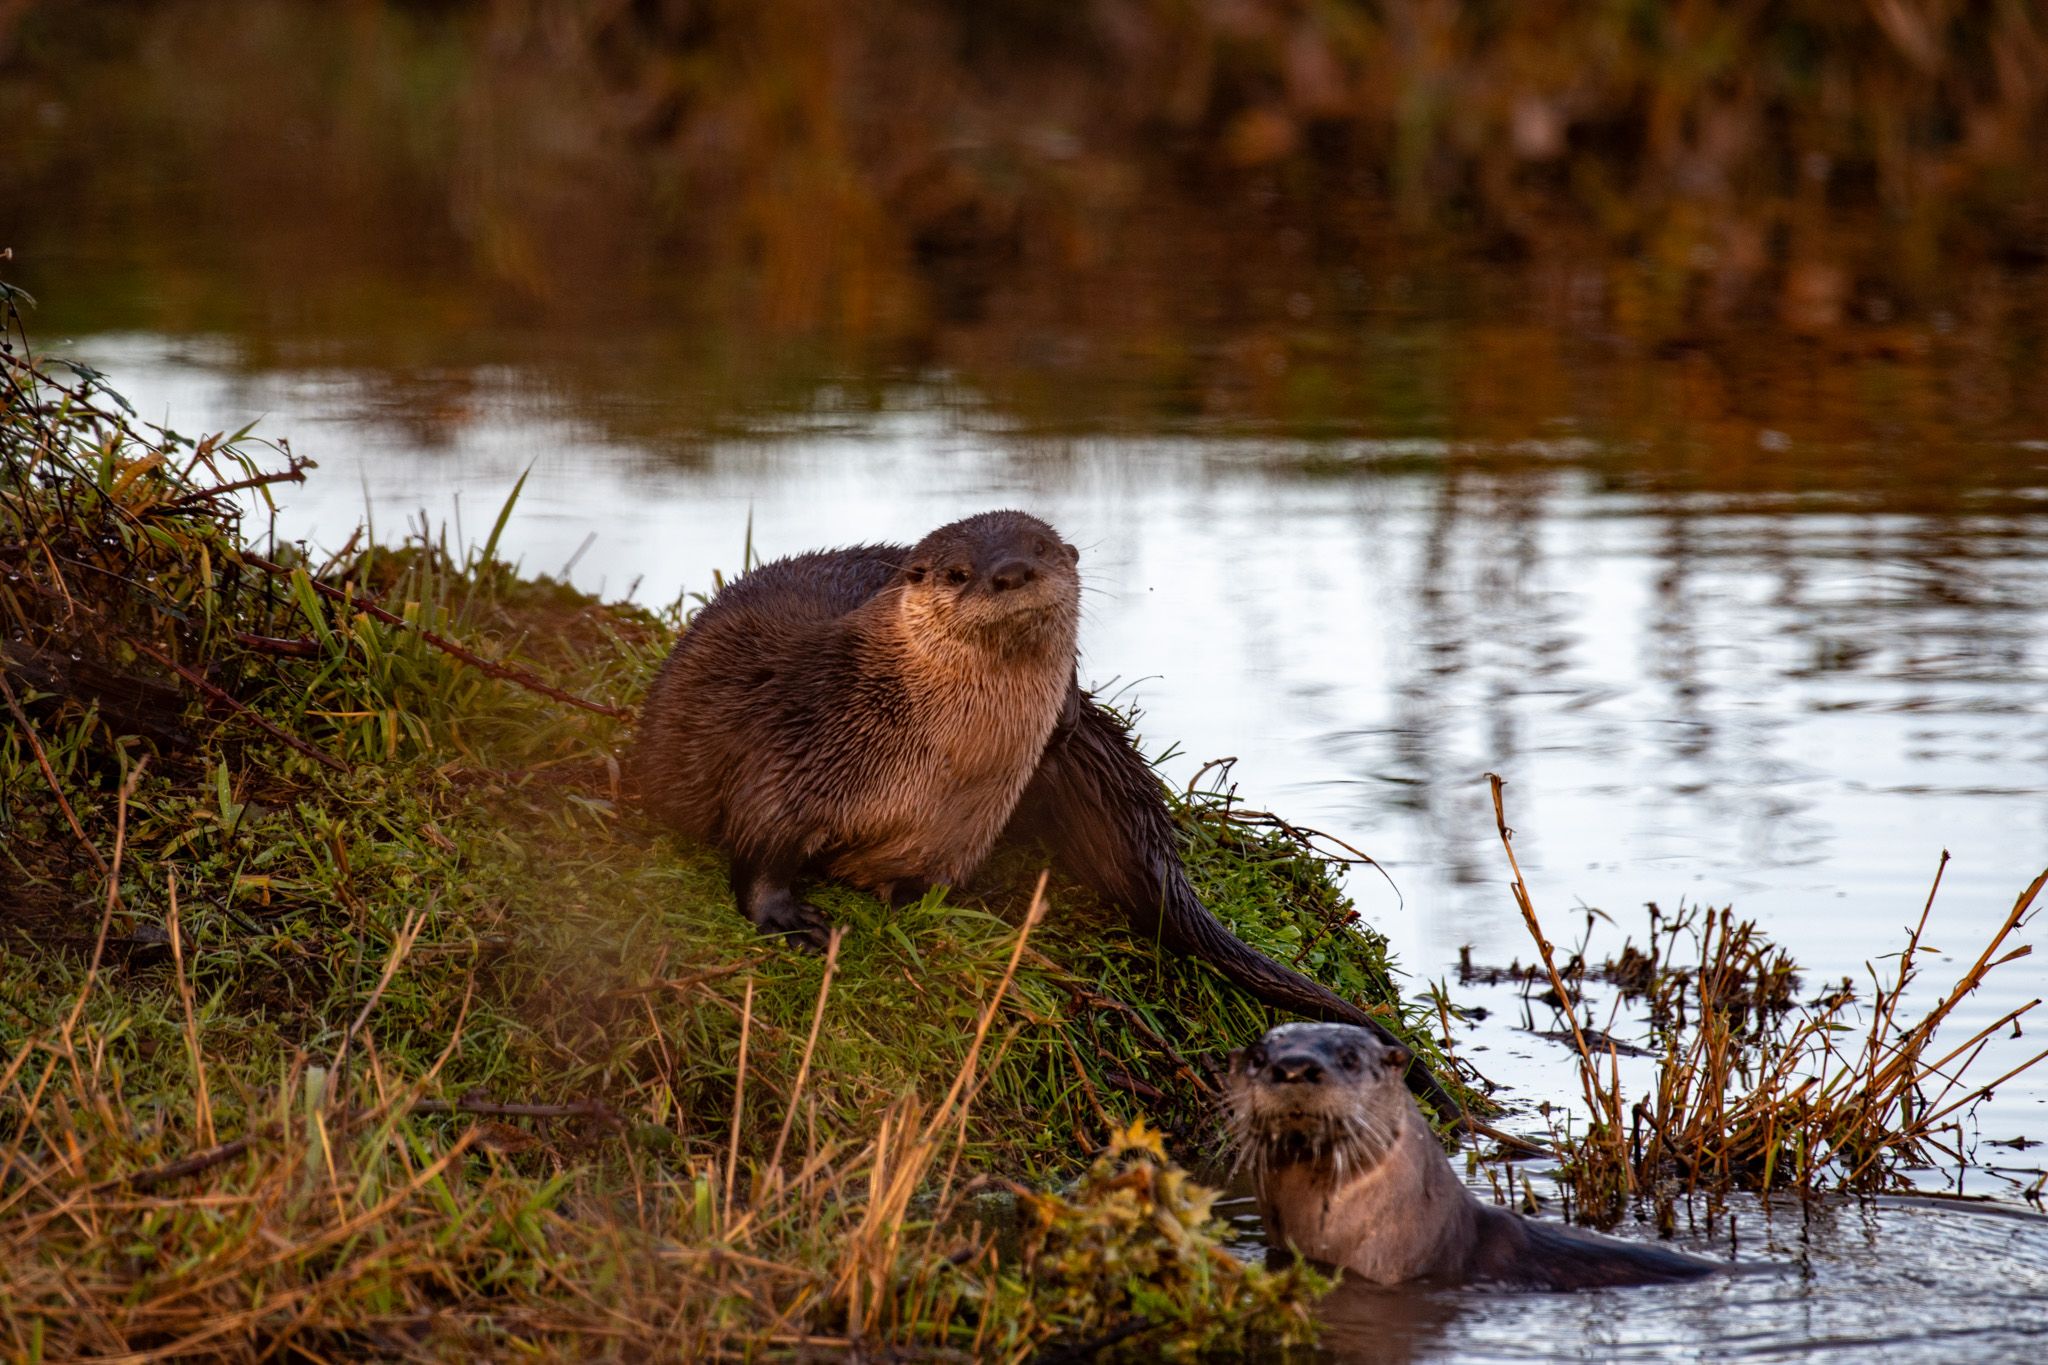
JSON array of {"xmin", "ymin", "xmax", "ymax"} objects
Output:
[
  {"xmin": 1385, "ymin": 1044, "xmax": 1413, "ymax": 1072},
  {"xmin": 905, "ymin": 561, "xmax": 929, "ymax": 584},
  {"xmin": 1063, "ymin": 542, "xmax": 1079, "ymax": 563}
]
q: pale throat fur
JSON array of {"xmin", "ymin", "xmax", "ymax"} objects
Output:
[{"xmin": 826, "ymin": 577, "xmax": 1075, "ymax": 889}]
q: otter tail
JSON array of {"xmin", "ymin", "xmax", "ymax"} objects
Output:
[
  {"xmin": 1503, "ymin": 1216, "xmax": 1719, "ymax": 1290},
  {"xmin": 1008, "ymin": 691, "xmax": 1469, "ymax": 1127}
]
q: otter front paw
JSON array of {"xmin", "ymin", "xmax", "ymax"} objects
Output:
[
  {"xmin": 749, "ymin": 888, "xmax": 832, "ymax": 952},
  {"xmin": 733, "ymin": 860, "xmax": 832, "ymax": 951}
]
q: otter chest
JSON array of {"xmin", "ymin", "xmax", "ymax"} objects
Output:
[{"xmin": 831, "ymin": 667, "xmax": 1064, "ymax": 886}]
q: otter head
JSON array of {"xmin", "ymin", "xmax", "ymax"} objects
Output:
[
  {"xmin": 898, "ymin": 510, "xmax": 1081, "ymax": 658},
  {"xmin": 1226, "ymin": 1023, "xmax": 1414, "ymax": 1180}
]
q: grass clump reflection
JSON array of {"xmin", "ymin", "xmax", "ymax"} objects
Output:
[
  {"xmin": 1488, "ymin": 776, "xmax": 2048, "ymax": 1228},
  {"xmin": 0, "ymin": 286, "xmax": 1434, "ymax": 1356}
]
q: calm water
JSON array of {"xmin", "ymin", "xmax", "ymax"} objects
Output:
[
  {"xmin": 1218, "ymin": 1191, "xmax": 2048, "ymax": 1363},
  {"xmin": 27, "ymin": 317, "xmax": 2048, "ymax": 1357}
]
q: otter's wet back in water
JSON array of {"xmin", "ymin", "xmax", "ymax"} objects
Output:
[
  {"xmin": 1228, "ymin": 1023, "xmax": 1719, "ymax": 1290},
  {"xmin": 634, "ymin": 511, "xmax": 1468, "ymax": 1120}
]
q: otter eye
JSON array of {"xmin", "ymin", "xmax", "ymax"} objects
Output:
[
  {"xmin": 1033, "ymin": 538, "xmax": 1050, "ymax": 556},
  {"xmin": 905, "ymin": 562, "xmax": 929, "ymax": 583},
  {"xmin": 945, "ymin": 566, "xmax": 971, "ymax": 587},
  {"xmin": 1340, "ymin": 1048, "xmax": 1362, "ymax": 1071}
]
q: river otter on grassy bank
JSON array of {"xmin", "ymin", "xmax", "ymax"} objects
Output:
[
  {"xmin": 633, "ymin": 511, "xmax": 1467, "ymax": 1122},
  {"xmin": 1227, "ymin": 1023, "xmax": 1719, "ymax": 1289}
]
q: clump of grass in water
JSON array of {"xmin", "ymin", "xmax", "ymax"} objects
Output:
[
  {"xmin": 1486, "ymin": 774, "xmax": 2048, "ymax": 1228},
  {"xmin": 0, "ymin": 282, "xmax": 1432, "ymax": 1353}
]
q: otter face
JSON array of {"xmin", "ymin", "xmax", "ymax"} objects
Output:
[
  {"xmin": 900, "ymin": 510, "xmax": 1080, "ymax": 652},
  {"xmin": 1226, "ymin": 1023, "xmax": 1413, "ymax": 1178}
]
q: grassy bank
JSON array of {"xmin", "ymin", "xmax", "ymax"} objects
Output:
[{"xmin": 0, "ymin": 285, "xmax": 1450, "ymax": 1357}]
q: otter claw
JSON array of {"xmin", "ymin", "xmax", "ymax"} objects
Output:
[
  {"xmin": 736, "ymin": 869, "xmax": 832, "ymax": 950},
  {"xmin": 781, "ymin": 904, "xmax": 834, "ymax": 952},
  {"xmin": 752, "ymin": 898, "xmax": 831, "ymax": 951}
]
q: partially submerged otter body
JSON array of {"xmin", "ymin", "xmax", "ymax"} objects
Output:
[{"xmin": 1229, "ymin": 1023, "xmax": 1718, "ymax": 1291}]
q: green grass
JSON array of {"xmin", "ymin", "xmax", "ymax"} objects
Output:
[{"xmin": 0, "ymin": 283, "xmax": 1440, "ymax": 1357}]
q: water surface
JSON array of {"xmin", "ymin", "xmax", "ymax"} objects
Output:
[{"xmin": 1209, "ymin": 1189, "xmax": 2048, "ymax": 1363}]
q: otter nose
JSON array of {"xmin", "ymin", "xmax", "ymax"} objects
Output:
[
  {"xmin": 1266, "ymin": 1052, "xmax": 1325, "ymax": 1084},
  {"xmin": 988, "ymin": 559, "xmax": 1037, "ymax": 592}
]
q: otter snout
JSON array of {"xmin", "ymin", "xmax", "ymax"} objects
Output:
[
  {"xmin": 1263, "ymin": 1050, "xmax": 1327, "ymax": 1085},
  {"xmin": 988, "ymin": 558, "xmax": 1037, "ymax": 592}
]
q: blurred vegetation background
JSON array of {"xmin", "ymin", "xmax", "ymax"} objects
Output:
[{"xmin": 3, "ymin": 0, "xmax": 2043, "ymax": 360}]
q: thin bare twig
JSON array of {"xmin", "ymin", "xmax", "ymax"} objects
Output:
[
  {"xmin": 408, "ymin": 1098, "xmax": 617, "ymax": 1122},
  {"xmin": 725, "ymin": 977, "xmax": 755, "ymax": 1222},
  {"xmin": 329, "ymin": 904, "xmax": 430, "ymax": 1080},
  {"xmin": 129, "ymin": 638, "xmax": 350, "ymax": 773},
  {"xmin": 765, "ymin": 928, "xmax": 845, "ymax": 1183},
  {"xmin": 231, "ymin": 632, "xmax": 320, "ymax": 658},
  {"xmin": 166, "ymin": 871, "xmax": 215, "ymax": 1147},
  {"xmin": 164, "ymin": 463, "xmax": 312, "ymax": 507},
  {"xmin": 108, "ymin": 1094, "xmax": 618, "ymax": 1194},
  {"xmin": 60, "ymin": 757, "xmax": 147, "ymax": 1042}
]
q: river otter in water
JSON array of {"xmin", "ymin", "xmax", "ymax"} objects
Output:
[
  {"xmin": 1227, "ymin": 1023, "xmax": 1718, "ymax": 1289},
  {"xmin": 634, "ymin": 511, "xmax": 1466, "ymax": 1122}
]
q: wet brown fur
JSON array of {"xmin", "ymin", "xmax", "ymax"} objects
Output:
[
  {"xmin": 1227, "ymin": 1024, "xmax": 1718, "ymax": 1290},
  {"xmin": 637, "ymin": 512, "xmax": 1078, "ymax": 913},
  {"xmin": 635, "ymin": 512, "xmax": 1470, "ymax": 1122}
]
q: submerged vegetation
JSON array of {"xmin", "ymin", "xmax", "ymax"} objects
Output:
[{"xmin": 0, "ymin": 283, "xmax": 1419, "ymax": 1355}]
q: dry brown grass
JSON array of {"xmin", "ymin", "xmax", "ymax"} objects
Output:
[
  {"xmin": 1, "ymin": 869, "xmax": 1317, "ymax": 1360},
  {"xmin": 1488, "ymin": 775, "xmax": 2047, "ymax": 1226}
]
